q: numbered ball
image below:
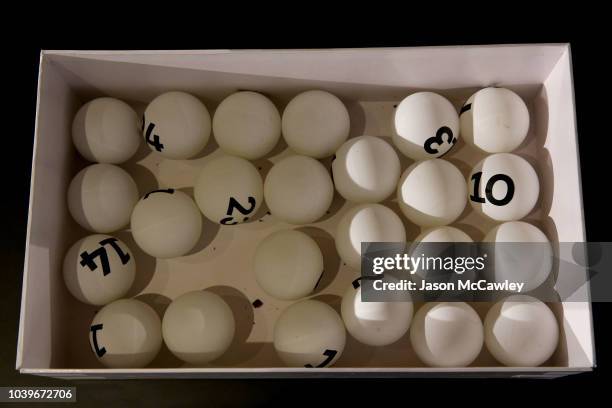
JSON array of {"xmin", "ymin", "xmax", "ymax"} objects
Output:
[
  {"xmin": 213, "ymin": 91, "xmax": 281, "ymax": 160},
  {"xmin": 332, "ymin": 136, "xmax": 400, "ymax": 203},
  {"xmin": 194, "ymin": 155, "xmax": 263, "ymax": 225},
  {"xmin": 336, "ymin": 204, "xmax": 406, "ymax": 271},
  {"xmin": 143, "ymin": 91, "xmax": 211, "ymax": 159},
  {"xmin": 63, "ymin": 234, "xmax": 135, "ymax": 306},
  {"xmin": 484, "ymin": 295, "xmax": 559, "ymax": 366},
  {"xmin": 264, "ymin": 155, "xmax": 334, "ymax": 224},
  {"xmin": 410, "ymin": 302, "xmax": 484, "ymax": 367},
  {"xmin": 392, "ymin": 92, "xmax": 459, "ymax": 160},
  {"xmin": 89, "ymin": 299, "xmax": 162, "ymax": 368},
  {"xmin": 341, "ymin": 281, "xmax": 413, "ymax": 346},
  {"xmin": 484, "ymin": 222, "xmax": 552, "ymax": 292},
  {"xmin": 397, "ymin": 159, "xmax": 467, "ymax": 227},
  {"xmin": 72, "ymin": 97, "xmax": 141, "ymax": 164},
  {"xmin": 469, "ymin": 153, "xmax": 539, "ymax": 221},
  {"xmin": 460, "ymin": 87, "xmax": 529, "ymax": 153},
  {"xmin": 162, "ymin": 290, "xmax": 235, "ymax": 365},
  {"xmin": 273, "ymin": 300, "xmax": 346, "ymax": 367},
  {"xmin": 67, "ymin": 164, "xmax": 139, "ymax": 233},
  {"xmin": 282, "ymin": 90, "xmax": 350, "ymax": 158},
  {"xmin": 130, "ymin": 189, "xmax": 202, "ymax": 258},
  {"xmin": 254, "ymin": 230, "xmax": 323, "ymax": 300}
]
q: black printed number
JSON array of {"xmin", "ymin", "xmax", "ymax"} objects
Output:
[
  {"xmin": 470, "ymin": 171, "xmax": 515, "ymax": 206},
  {"xmin": 80, "ymin": 237, "xmax": 130, "ymax": 276},
  {"xmin": 143, "ymin": 115, "xmax": 164, "ymax": 152},
  {"xmin": 90, "ymin": 324, "xmax": 106, "ymax": 357},
  {"xmin": 220, "ymin": 197, "xmax": 256, "ymax": 225},
  {"xmin": 424, "ymin": 126, "xmax": 456, "ymax": 155},
  {"xmin": 144, "ymin": 188, "xmax": 175, "ymax": 199},
  {"xmin": 304, "ymin": 349, "xmax": 337, "ymax": 368}
]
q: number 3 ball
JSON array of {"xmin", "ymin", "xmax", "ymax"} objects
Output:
[
  {"xmin": 460, "ymin": 87, "xmax": 529, "ymax": 153},
  {"xmin": 194, "ymin": 155, "xmax": 263, "ymax": 224},
  {"xmin": 130, "ymin": 189, "xmax": 202, "ymax": 258},
  {"xmin": 469, "ymin": 153, "xmax": 539, "ymax": 221},
  {"xmin": 63, "ymin": 234, "xmax": 135, "ymax": 306},
  {"xmin": 143, "ymin": 91, "xmax": 211, "ymax": 159},
  {"xmin": 392, "ymin": 92, "xmax": 459, "ymax": 160},
  {"xmin": 273, "ymin": 300, "xmax": 346, "ymax": 367},
  {"xmin": 72, "ymin": 97, "xmax": 141, "ymax": 164},
  {"xmin": 89, "ymin": 299, "xmax": 162, "ymax": 368},
  {"xmin": 162, "ymin": 290, "xmax": 235, "ymax": 365}
]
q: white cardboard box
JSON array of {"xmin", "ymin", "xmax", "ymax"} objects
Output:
[{"xmin": 17, "ymin": 45, "xmax": 595, "ymax": 379}]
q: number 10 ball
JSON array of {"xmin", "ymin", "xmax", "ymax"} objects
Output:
[{"xmin": 194, "ymin": 155, "xmax": 263, "ymax": 225}]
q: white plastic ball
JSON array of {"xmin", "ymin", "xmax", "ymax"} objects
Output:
[
  {"xmin": 469, "ymin": 153, "xmax": 539, "ymax": 221},
  {"xmin": 194, "ymin": 155, "xmax": 263, "ymax": 225},
  {"xmin": 460, "ymin": 87, "xmax": 530, "ymax": 153},
  {"xmin": 63, "ymin": 234, "xmax": 135, "ymax": 306},
  {"xmin": 415, "ymin": 226, "xmax": 473, "ymax": 243},
  {"xmin": 72, "ymin": 97, "xmax": 141, "ymax": 164},
  {"xmin": 397, "ymin": 159, "xmax": 467, "ymax": 227},
  {"xmin": 282, "ymin": 90, "xmax": 350, "ymax": 158},
  {"xmin": 341, "ymin": 281, "xmax": 413, "ymax": 346},
  {"xmin": 332, "ymin": 136, "xmax": 400, "ymax": 203},
  {"xmin": 392, "ymin": 92, "xmax": 459, "ymax": 160},
  {"xmin": 212, "ymin": 91, "xmax": 281, "ymax": 160},
  {"xmin": 67, "ymin": 164, "xmax": 139, "ymax": 233},
  {"xmin": 273, "ymin": 300, "xmax": 346, "ymax": 367},
  {"xmin": 484, "ymin": 295, "xmax": 559, "ymax": 366},
  {"xmin": 89, "ymin": 299, "xmax": 162, "ymax": 368},
  {"xmin": 335, "ymin": 204, "xmax": 406, "ymax": 271},
  {"xmin": 410, "ymin": 302, "xmax": 484, "ymax": 367},
  {"xmin": 254, "ymin": 230, "xmax": 323, "ymax": 300},
  {"xmin": 264, "ymin": 155, "xmax": 334, "ymax": 224},
  {"xmin": 162, "ymin": 290, "xmax": 235, "ymax": 365},
  {"xmin": 143, "ymin": 91, "xmax": 211, "ymax": 159},
  {"xmin": 130, "ymin": 189, "xmax": 202, "ymax": 258},
  {"xmin": 484, "ymin": 222, "xmax": 552, "ymax": 292}
]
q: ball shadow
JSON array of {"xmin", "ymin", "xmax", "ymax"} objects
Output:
[
  {"xmin": 296, "ymin": 227, "xmax": 341, "ymax": 295},
  {"xmin": 115, "ymin": 230, "xmax": 157, "ymax": 297}
]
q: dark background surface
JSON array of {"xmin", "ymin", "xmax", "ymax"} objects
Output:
[{"xmin": 2, "ymin": 18, "xmax": 610, "ymax": 406}]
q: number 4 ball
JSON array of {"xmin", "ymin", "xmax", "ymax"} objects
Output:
[
  {"xmin": 194, "ymin": 155, "xmax": 263, "ymax": 225},
  {"xmin": 392, "ymin": 92, "xmax": 459, "ymax": 160},
  {"xmin": 469, "ymin": 153, "xmax": 539, "ymax": 221}
]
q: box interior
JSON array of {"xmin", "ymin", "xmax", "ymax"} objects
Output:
[{"xmin": 18, "ymin": 46, "xmax": 594, "ymax": 376}]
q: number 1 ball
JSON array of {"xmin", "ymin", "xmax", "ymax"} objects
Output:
[
  {"xmin": 273, "ymin": 300, "xmax": 346, "ymax": 367},
  {"xmin": 469, "ymin": 153, "xmax": 539, "ymax": 221},
  {"xmin": 397, "ymin": 159, "xmax": 467, "ymax": 227},
  {"xmin": 72, "ymin": 97, "xmax": 141, "ymax": 164},
  {"xmin": 460, "ymin": 87, "xmax": 530, "ymax": 153},
  {"xmin": 162, "ymin": 290, "xmax": 235, "ymax": 365},
  {"xmin": 63, "ymin": 234, "xmax": 135, "ymax": 306},
  {"xmin": 194, "ymin": 155, "xmax": 263, "ymax": 224},
  {"xmin": 130, "ymin": 189, "xmax": 202, "ymax": 258},
  {"xmin": 89, "ymin": 299, "xmax": 162, "ymax": 368},
  {"xmin": 67, "ymin": 164, "xmax": 139, "ymax": 233},
  {"xmin": 143, "ymin": 91, "xmax": 211, "ymax": 159},
  {"xmin": 392, "ymin": 92, "xmax": 459, "ymax": 160}
]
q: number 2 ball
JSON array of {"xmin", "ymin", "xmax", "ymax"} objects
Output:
[
  {"xmin": 143, "ymin": 91, "xmax": 211, "ymax": 159},
  {"xmin": 469, "ymin": 153, "xmax": 539, "ymax": 221},
  {"xmin": 130, "ymin": 189, "xmax": 202, "ymax": 258},
  {"xmin": 194, "ymin": 155, "xmax": 263, "ymax": 224},
  {"xmin": 392, "ymin": 92, "xmax": 459, "ymax": 160},
  {"xmin": 274, "ymin": 300, "xmax": 346, "ymax": 367},
  {"xmin": 63, "ymin": 234, "xmax": 135, "ymax": 306},
  {"xmin": 89, "ymin": 299, "xmax": 162, "ymax": 368}
]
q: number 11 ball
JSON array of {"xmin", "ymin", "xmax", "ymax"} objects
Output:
[
  {"xmin": 143, "ymin": 91, "xmax": 211, "ymax": 159},
  {"xmin": 274, "ymin": 300, "xmax": 346, "ymax": 367},
  {"xmin": 63, "ymin": 234, "xmax": 135, "ymax": 306},
  {"xmin": 460, "ymin": 87, "xmax": 529, "ymax": 153},
  {"xmin": 469, "ymin": 153, "xmax": 539, "ymax": 221},
  {"xmin": 194, "ymin": 155, "xmax": 263, "ymax": 225},
  {"xmin": 392, "ymin": 92, "xmax": 459, "ymax": 160}
]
